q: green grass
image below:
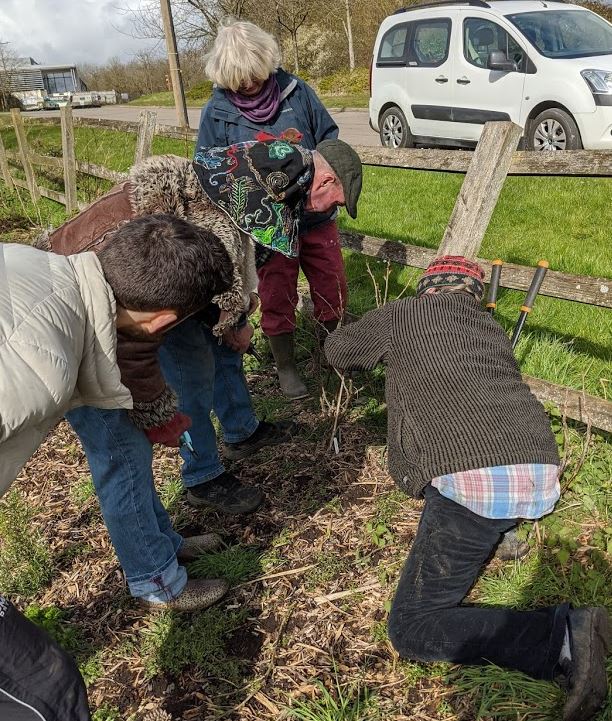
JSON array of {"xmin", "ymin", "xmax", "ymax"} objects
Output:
[
  {"xmin": 24, "ymin": 603, "xmax": 106, "ymax": 686},
  {"xmin": 140, "ymin": 606, "xmax": 249, "ymax": 681},
  {"xmin": 69, "ymin": 475, "xmax": 96, "ymax": 507},
  {"xmin": 187, "ymin": 545, "xmax": 262, "ymax": 585},
  {"xmin": 23, "ymin": 604, "xmax": 84, "ymax": 654},
  {"xmin": 128, "ymin": 89, "xmax": 369, "ymax": 109},
  {"xmin": 448, "ymin": 664, "xmax": 563, "ymax": 721},
  {"xmin": 91, "ymin": 707, "xmax": 122, "ymax": 721},
  {"xmin": 321, "ymin": 94, "xmax": 369, "ymax": 109},
  {"xmin": 285, "ymin": 678, "xmax": 373, "ymax": 721},
  {"xmin": 0, "ymin": 489, "xmax": 52, "ymax": 596},
  {"xmin": 446, "ymin": 658, "xmax": 612, "ymax": 721},
  {"xmin": 339, "ymin": 165, "xmax": 612, "ymax": 399},
  {"xmin": 0, "ymin": 121, "xmax": 609, "ymax": 400}
]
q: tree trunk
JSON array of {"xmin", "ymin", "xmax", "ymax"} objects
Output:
[
  {"xmin": 345, "ymin": 0, "xmax": 355, "ymax": 71},
  {"xmin": 292, "ymin": 31, "xmax": 300, "ymax": 74}
]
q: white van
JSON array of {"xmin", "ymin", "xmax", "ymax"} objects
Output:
[{"xmin": 369, "ymin": 0, "xmax": 612, "ymax": 150}]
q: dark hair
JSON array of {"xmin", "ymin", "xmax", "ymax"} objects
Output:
[{"xmin": 97, "ymin": 214, "xmax": 233, "ymax": 317}]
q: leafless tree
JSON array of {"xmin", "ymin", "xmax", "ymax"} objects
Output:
[
  {"xmin": 342, "ymin": 0, "xmax": 355, "ymax": 70},
  {"xmin": 115, "ymin": 0, "xmax": 256, "ymax": 48},
  {"xmin": 0, "ymin": 41, "xmax": 21, "ymax": 111},
  {"xmin": 274, "ymin": 0, "xmax": 310, "ymax": 73}
]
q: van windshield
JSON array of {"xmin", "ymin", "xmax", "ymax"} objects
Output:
[{"xmin": 507, "ymin": 9, "xmax": 612, "ymax": 58}]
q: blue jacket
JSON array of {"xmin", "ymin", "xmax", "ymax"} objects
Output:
[
  {"xmin": 195, "ymin": 70, "xmax": 339, "ymax": 231},
  {"xmin": 195, "ymin": 68, "xmax": 338, "ymax": 151}
]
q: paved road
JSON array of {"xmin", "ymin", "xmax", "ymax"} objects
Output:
[{"xmin": 34, "ymin": 104, "xmax": 380, "ymax": 147}]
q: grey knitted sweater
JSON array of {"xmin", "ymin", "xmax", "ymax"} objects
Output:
[{"xmin": 324, "ymin": 293, "xmax": 559, "ymax": 498}]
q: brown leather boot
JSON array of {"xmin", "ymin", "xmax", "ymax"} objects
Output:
[{"xmin": 268, "ymin": 333, "xmax": 309, "ymax": 400}]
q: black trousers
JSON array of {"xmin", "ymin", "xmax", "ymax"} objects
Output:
[
  {"xmin": 0, "ymin": 597, "xmax": 91, "ymax": 721},
  {"xmin": 388, "ymin": 485, "xmax": 569, "ymax": 680}
]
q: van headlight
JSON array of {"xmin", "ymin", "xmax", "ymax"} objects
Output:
[{"xmin": 581, "ymin": 69, "xmax": 612, "ymax": 95}]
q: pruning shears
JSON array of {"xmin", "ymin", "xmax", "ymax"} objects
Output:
[
  {"xmin": 246, "ymin": 343, "xmax": 263, "ymax": 363},
  {"xmin": 179, "ymin": 431, "xmax": 198, "ymax": 458}
]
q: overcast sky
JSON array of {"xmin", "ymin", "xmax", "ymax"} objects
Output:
[{"xmin": 0, "ymin": 0, "xmax": 162, "ymax": 66}]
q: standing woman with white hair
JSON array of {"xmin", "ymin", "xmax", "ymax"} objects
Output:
[{"xmin": 196, "ymin": 19, "xmax": 348, "ymax": 400}]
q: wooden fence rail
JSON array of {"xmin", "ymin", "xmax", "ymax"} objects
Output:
[{"xmin": 1, "ymin": 110, "xmax": 610, "ymax": 432}]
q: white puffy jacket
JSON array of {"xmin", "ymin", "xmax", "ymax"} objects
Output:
[{"xmin": 0, "ymin": 243, "xmax": 132, "ymax": 495}]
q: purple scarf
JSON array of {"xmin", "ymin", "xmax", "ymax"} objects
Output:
[{"xmin": 227, "ymin": 75, "xmax": 281, "ymax": 123}]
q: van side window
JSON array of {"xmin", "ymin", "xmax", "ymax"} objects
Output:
[
  {"xmin": 410, "ymin": 19, "xmax": 452, "ymax": 67},
  {"xmin": 464, "ymin": 18, "xmax": 525, "ymax": 70},
  {"xmin": 378, "ymin": 24, "xmax": 410, "ymax": 64}
]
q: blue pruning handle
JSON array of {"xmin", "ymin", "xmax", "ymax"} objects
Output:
[{"xmin": 179, "ymin": 431, "xmax": 198, "ymax": 457}]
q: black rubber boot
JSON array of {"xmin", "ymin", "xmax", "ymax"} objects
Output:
[{"xmin": 268, "ymin": 333, "xmax": 309, "ymax": 400}]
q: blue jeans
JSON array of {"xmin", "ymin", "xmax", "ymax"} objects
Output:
[
  {"xmin": 66, "ymin": 405, "xmax": 187, "ymax": 603},
  {"xmin": 67, "ymin": 319, "xmax": 259, "ymax": 601},
  {"xmin": 388, "ymin": 485, "xmax": 569, "ymax": 680},
  {"xmin": 158, "ymin": 319, "xmax": 258, "ymax": 485}
]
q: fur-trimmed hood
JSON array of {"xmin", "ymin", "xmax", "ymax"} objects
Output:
[{"xmin": 128, "ymin": 154, "xmax": 257, "ymax": 333}]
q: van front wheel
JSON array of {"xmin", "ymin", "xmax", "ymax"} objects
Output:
[
  {"xmin": 379, "ymin": 107, "xmax": 413, "ymax": 149},
  {"xmin": 528, "ymin": 108, "xmax": 582, "ymax": 151}
]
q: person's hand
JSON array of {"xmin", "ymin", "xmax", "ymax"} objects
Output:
[
  {"xmin": 223, "ymin": 323, "xmax": 254, "ymax": 353},
  {"xmin": 144, "ymin": 412, "xmax": 192, "ymax": 448},
  {"xmin": 247, "ymin": 292, "xmax": 260, "ymax": 316}
]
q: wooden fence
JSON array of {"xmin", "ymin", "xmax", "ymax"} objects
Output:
[{"xmin": 1, "ymin": 109, "xmax": 610, "ymax": 432}]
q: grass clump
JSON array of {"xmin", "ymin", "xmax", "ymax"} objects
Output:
[
  {"xmin": 187, "ymin": 545, "xmax": 262, "ymax": 585},
  {"xmin": 80, "ymin": 649, "xmax": 105, "ymax": 686},
  {"xmin": 448, "ymin": 664, "xmax": 563, "ymax": 721},
  {"xmin": 91, "ymin": 707, "xmax": 122, "ymax": 721},
  {"xmin": 24, "ymin": 604, "xmax": 104, "ymax": 686},
  {"xmin": 23, "ymin": 604, "xmax": 83, "ymax": 654},
  {"xmin": 285, "ymin": 678, "xmax": 373, "ymax": 721},
  {"xmin": 0, "ymin": 489, "xmax": 52, "ymax": 596},
  {"xmin": 69, "ymin": 475, "xmax": 96, "ymax": 507},
  {"xmin": 141, "ymin": 607, "xmax": 249, "ymax": 681},
  {"xmin": 157, "ymin": 468, "xmax": 184, "ymax": 513}
]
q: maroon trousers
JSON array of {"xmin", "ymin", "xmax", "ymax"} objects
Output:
[{"xmin": 257, "ymin": 220, "xmax": 348, "ymax": 336}]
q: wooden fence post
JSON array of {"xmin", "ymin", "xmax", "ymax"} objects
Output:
[
  {"xmin": 60, "ymin": 105, "xmax": 78, "ymax": 214},
  {"xmin": 134, "ymin": 110, "xmax": 157, "ymax": 164},
  {"xmin": 0, "ymin": 133, "xmax": 14, "ymax": 190},
  {"xmin": 10, "ymin": 108, "xmax": 40, "ymax": 202},
  {"xmin": 437, "ymin": 121, "xmax": 523, "ymax": 258}
]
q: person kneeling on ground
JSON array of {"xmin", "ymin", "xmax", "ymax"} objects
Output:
[
  {"xmin": 324, "ymin": 256, "xmax": 609, "ymax": 721},
  {"xmin": 0, "ymin": 215, "xmax": 233, "ymax": 717}
]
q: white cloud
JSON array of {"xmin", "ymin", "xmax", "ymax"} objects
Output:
[{"xmin": 0, "ymin": 0, "xmax": 162, "ymax": 66}]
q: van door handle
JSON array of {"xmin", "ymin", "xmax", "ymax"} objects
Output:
[
  {"xmin": 457, "ymin": 77, "xmax": 471, "ymax": 85},
  {"xmin": 435, "ymin": 75, "xmax": 449, "ymax": 83}
]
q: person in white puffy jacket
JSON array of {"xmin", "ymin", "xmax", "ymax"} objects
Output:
[
  {"xmin": 1, "ymin": 213, "xmax": 231, "ymax": 493},
  {"xmin": 0, "ymin": 213, "xmax": 232, "ymax": 721}
]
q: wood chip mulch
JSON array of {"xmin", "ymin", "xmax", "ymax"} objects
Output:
[{"xmin": 7, "ymin": 374, "xmax": 469, "ymax": 721}]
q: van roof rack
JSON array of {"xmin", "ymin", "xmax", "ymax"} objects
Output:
[{"xmin": 394, "ymin": 0, "xmax": 490, "ymax": 14}]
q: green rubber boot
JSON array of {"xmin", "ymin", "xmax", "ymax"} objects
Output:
[{"xmin": 268, "ymin": 333, "xmax": 309, "ymax": 400}]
